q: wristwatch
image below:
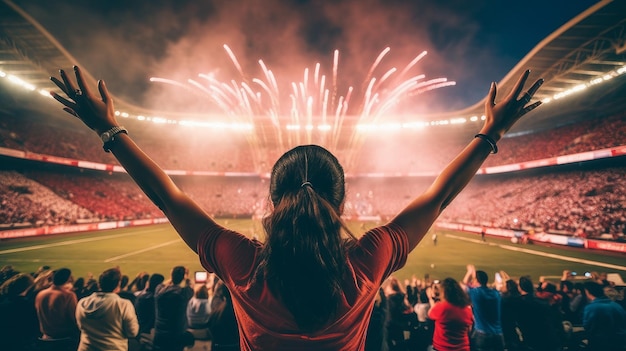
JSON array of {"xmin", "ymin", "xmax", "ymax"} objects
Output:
[{"xmin": 100, "ymin": 126, "xmax": 128, "ymax": 152}]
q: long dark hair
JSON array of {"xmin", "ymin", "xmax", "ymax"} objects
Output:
[
  {"xmin": 255, "ymin": 145, "xmax": 356, "ymax": 331},
  {"xmin": 440, "ymin": 278, "xmax": 470, "ymax": 308}
]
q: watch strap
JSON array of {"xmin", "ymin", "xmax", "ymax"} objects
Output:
[{"xmin": 101, "ymin": 126, "xmax": 128, "ymax": 152}]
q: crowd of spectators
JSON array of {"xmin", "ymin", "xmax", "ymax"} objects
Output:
[
  {"xmin": 1, "ymin": 106, "xmax": 625, "ymax": 239},
  {"xmin": 1, "ymin": 108, "xmax": 624, "ymax": 174},
  {"xmin": 0, "ymin": 171, "xmax": 95, "ymax": 228},
  {"xmin": 1, "ymin": 164, "xmax": 625, "ymax": 240},
  {"xmin": 440, "ymin": 167, "xmax": 626, "ymax": 239},
  {"xmin": 0, "ymin": 264, "xmax": 240, "ymax": 351},
  {"xmin": 23, "ymin": 170, "xmax": 163, "ymax": 221},
  {"xmin": 2, "ymin": 263, "xmax": 624, "ymax": 351},
  {"xmin": 0, "ymin": 111, "xmax": 256, "ymax": 173},
  {"xmin": 371, "ymin": 267, "xmax": 626, "ymax": 351},
  {"xmin": 354, "ymin": 111, "xmax": 626, "ymax": 173}
]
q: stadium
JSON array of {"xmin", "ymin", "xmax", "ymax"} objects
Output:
[{"xmin": 1, "ymin": 0, "xmax": 625, "ymax": 350}]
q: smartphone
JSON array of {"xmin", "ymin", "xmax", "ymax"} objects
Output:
[
  {"xmin": 495, "ymin": 272, "xmax": 502, "ymax": 283},
  {"xmin": 571, "ymin": 272, "xmax": 577, "ymax": 276},
  {"xmin": 433, "ymin": 280, "xmax": 440, "ymax": 284},
  {"xmin": 584, "ymin": 272, "xmax": 592, "ymax": 278},
  {"xmin": 194, "ymin": 271, "xmax": 208, "ymax": 283}
]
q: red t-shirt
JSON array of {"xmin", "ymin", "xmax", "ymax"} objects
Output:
[
  {"xmin": 428, "ymin": 301, "xmax": 473, "ymax": 351},
  {"xmin": 197, "ymin": 222, "xmax": 409, "ymax": 351}
]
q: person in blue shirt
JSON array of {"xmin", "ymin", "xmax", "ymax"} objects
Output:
[
  {"xmin": 582, "ymin": 281, "xmax": 626, "ymax": 351},
  {"xmin": 462, "ymin": 264, "xmax": 504, "ymax": 351}
]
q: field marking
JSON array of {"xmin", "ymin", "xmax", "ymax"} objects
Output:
[
  {"xmin": 0, "ymin": 229, "xmax": 162, "ymax": 255},
  {"xmin": 446, "ymin": 234, "xmax": 626, "ymax": 271},
  {"xmin": 104, "ymin": 239, "xmax": 181, "ymax": 262}
]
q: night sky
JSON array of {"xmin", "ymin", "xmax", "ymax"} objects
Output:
[{"xmin": 14, "ymin": 0, "xmax": 600, "ymax": 114}]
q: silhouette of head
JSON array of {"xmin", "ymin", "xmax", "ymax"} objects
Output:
[
  {"xmin": 99, "ymin": 268, "xmax": 122, "ymax": 293},
  {"xmin": 172, "ymin": 266, "xmax": 187, "ymax": 285},
  {"xmin": 52, "ymin": 268, "xmax": 72, "ymax": 286}
]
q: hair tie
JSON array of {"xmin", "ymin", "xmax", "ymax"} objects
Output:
[{"xmin": 301, "ymin": 181, "xmax": 313, "ymax": 188}]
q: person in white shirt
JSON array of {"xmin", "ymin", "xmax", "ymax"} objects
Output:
[{"xmin": 76, "ymin": 268, "xmax": 139, "ymax": 351}]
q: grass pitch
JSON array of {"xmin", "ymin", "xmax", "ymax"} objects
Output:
[{"xmin": 1, "ymin": 220, "xmax": 624, "ymax": 284}]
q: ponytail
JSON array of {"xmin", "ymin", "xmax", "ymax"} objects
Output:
[{"xmin": 255, "ymin": 145, "xmax": 356, "ymax": 331}]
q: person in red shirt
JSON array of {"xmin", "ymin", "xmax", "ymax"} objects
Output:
[
  {"xmin": 428, "ymin": 278, "xmax": 474, "ymax": 351},
  {"xmin": 50, "ymin": 66, "xmax": 542, "ymax": 350},
  {"xmin": 34, "ymin": 268, "xmax": 80, "ymax": 349}
]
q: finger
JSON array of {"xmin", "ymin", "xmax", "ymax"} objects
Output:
[
  {"xmin": 60, "ymin": 69, "xmax": 78, "ymax": 98},
  {"xmin": 50, "ymin": 77, "xmax": 70, "ymax": 96},
  {"xmin": 526, "ymin": 78, "xmax": 544, "ymax": 98},
  {"xmin": 74, "ymin": 66, "xmax": 94, "ymax": 99},
  {"xmin": 509, "ymin": 70, "xmax": 530, "ymax": 100},
  {"xmin": 486, "ymin": 82, "xmax": 497, "ymax": 107},
  {"xmin": 50, "ymin": 91, "xmax": 77, "ymax": 109},
  {"xmin": 62, "ymin": 107, "xmax": 80, "ymax": 118},
  {"xmin": 98, "ymin": 80, "xmax": 112, "ymax": 104},
  {"xmin": 521, "ymin": 101, "xmax": 542, "ymax": 115}
]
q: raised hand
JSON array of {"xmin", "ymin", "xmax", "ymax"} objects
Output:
[
  {"xmin": 50, "ymin": 66, "xmax": 119, "ymax": 135},
  {"xmin": 482, "ymin": 70, "xmax": 544, "ymax": 141}
]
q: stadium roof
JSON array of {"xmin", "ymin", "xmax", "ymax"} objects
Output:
[{"xmin": 1, "ymin": 0, "xmax": 625, "ymax": 135}]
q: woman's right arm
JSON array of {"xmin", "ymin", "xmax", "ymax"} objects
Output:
[
  {"xmin": 391, "ymin": 70, "xmax": 543, "ymax": 250},
  {"xmin": 50, "ymin": 66, "xmax": 217, "ymax": 253}
]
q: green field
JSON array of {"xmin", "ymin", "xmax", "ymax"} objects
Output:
[{"xmin": 1, "ymin": 220, "xmax": 625, "ymax": 284}]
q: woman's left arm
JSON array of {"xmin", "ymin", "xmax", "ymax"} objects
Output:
[{"xmin": 50, "ymin": 66, "xmax": 218, "ymax": 253}]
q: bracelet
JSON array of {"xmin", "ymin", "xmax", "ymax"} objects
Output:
[
  {"xmin": 101, "ymin": 127, "xmax": 128, "ymax": 153},
  {"xmin": 474, "ymin": 133, "xmax": 498, "ymax": 154}
]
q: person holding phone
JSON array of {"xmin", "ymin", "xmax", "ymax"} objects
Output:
[
  {"xmin": 50, "ymin": 66, "xmax": 542, "ymax": 350},
  {"xmin": 427, "ymin": 278, "xmax": 473, "ymax": 351}
]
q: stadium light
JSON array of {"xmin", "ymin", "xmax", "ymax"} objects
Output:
[
  {"xmin": 7, "ymin": 74, "xmax": 35, "ymax": 91},
  {"xmin": 2, "ymin": 63, "xmax": 626, "ymax": 131}
]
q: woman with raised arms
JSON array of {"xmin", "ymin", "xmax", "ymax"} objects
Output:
[{"xmin": 51, "ymin": 66, "xmax": 542, "ymax": 350}]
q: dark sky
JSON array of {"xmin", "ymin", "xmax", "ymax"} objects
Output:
[{"xmin": 14, "ymin": 0, "xmax": 600, "ymax": 114}]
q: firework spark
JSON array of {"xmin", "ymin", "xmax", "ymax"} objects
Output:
[{"xmin": 150, "ymin": 45, "xmax": 455, "ymax": 170}]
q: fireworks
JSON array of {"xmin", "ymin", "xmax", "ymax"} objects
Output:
[{"xmin": 150, "ymin": 45, "xmax": 455, "ymax": 170}]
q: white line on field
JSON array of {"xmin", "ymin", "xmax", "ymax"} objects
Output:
[
  {"xmin": 0, "ymin": 229, "xmax": 162, "ymax": 255},
  {"xmin": 446, "ymin": 234, "xmax": 626, "ymax": 271},
  {"xmin": 104, "ymin": 239, "xmax": 181, "ymax": 262}
]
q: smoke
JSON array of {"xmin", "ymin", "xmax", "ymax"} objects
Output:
[
  {"xmin": 14, "ymin": 0, "xmax": 502, "ymax": 115},
  {"xmin": 142, "ymin": 0, "xmax": 491, "ymax": 114}
]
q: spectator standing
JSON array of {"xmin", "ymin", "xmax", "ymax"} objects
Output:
[
  {"xmin": 34, "ymin": 267, "xmax": 80, "ymax": 348},
  {"xmin": 462, "ymin": 265, "xmax": 505, "ymax": 351},
  {"xmin": 187, "ymin": 284, "xmax": 212, "ymax": 329},
  {"xmin": 568, "ymin": 282, "xmax": 588, "ymax": 325},
  {"xmin": 582, "ymin": 281, "xmax": 626, "ymax": 351},
  {"xmin": 117, "ymin": 274, "xmax": 137, "ymax": 304},
  {"xmin": 153, "ymin": 266, "xmax": 194, "ymax": 351},
  {"xmin": 516, "ymin": 276, "xmax": 563, "ymax": 351},
  {"xmin": 76, "ymin": 267, "xmax": 139, "ymax": 351},
  {"xmin": 499, "ymin": 279, "xmax": 523, "ymax": 351},
  {"xmin": 427, "ymin": 278, "xmax": 473, "ymax": 351},
  {"xmin": 135, "ymin": 273, "xmax": 165, "ymax": 334},
  {"xmin": 385, "ymin": 276, "xmax": 413, "ymax": 350},
  {"xmin": 208, "ymin": 281, "xmax": 240, "ymax": 351},
  {"xmin": 412, "ymin": 288, "xmax": 434, "ymax": 351},
  {"xmin": 0, "ymin": 273, "xmax": 40, "ymax": 351},
  {"xmin": 558, "ymin": 278, "xmax": 575, "ymax": 322},
  {"xmin": 414, "ymin": 289, "xmax": 432, "ymax": 325}
]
